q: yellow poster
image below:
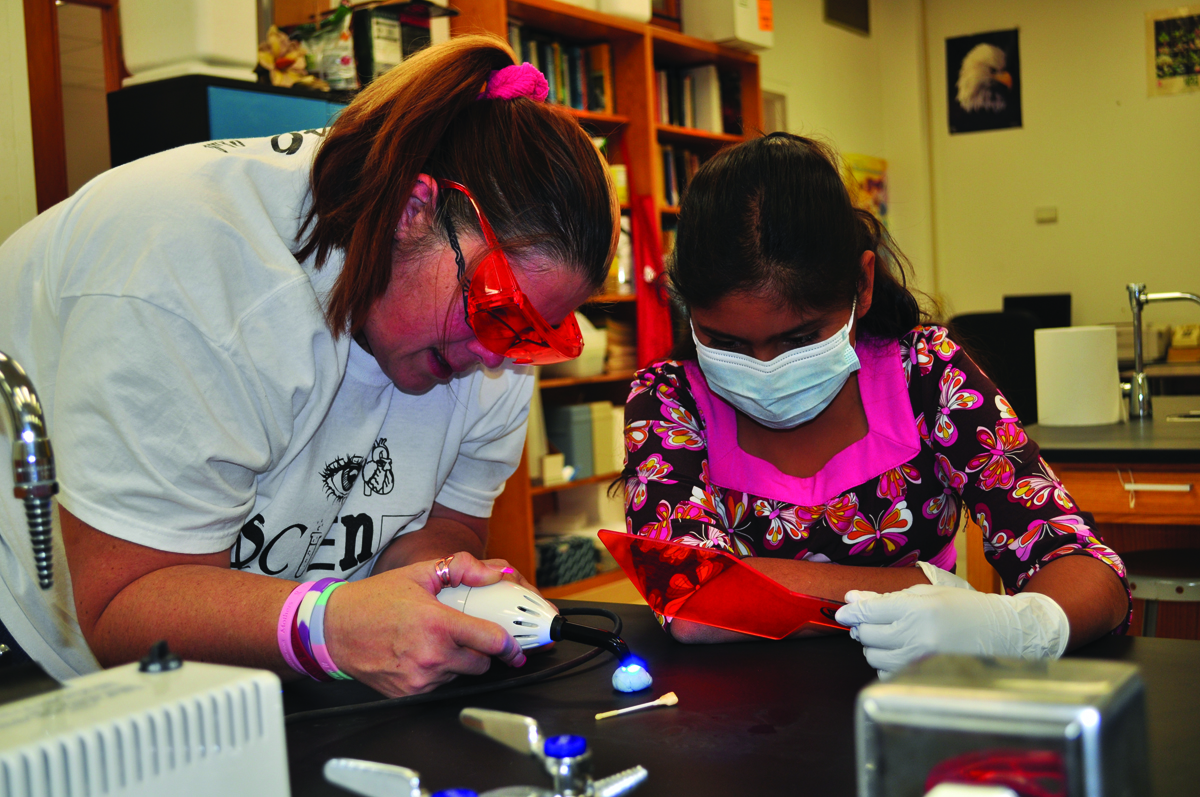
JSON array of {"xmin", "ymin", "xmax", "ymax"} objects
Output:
[
  {"xmin": 1147, "ymin": 6, "xmax": 1200, "ymax": 96},
  {"xmin": 843, "ymin": 153, "xmax": 888, "ymax": 228}
]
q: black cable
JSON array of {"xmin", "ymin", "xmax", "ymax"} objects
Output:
[{"xmin": 284, "ymin": 607, "xmax": 623, "ymax": 725}]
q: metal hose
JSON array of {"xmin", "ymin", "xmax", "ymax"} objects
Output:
[
  {"xmin": 25, "ymin": 496, "xmax": 53, "ymax": 589},
  {"xmin": 1, "ymin": 351, "xmax": 57, "ymax": 590}
]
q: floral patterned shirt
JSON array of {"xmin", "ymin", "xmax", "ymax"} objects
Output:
[{"xmin": 622, "ymin": 326, "xmax": 1130, "ymax": 631}]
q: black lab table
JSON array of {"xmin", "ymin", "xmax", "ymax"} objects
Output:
[{"xmin": 284, "ymin": 601, "xmax": 1200, "ymax": 796}]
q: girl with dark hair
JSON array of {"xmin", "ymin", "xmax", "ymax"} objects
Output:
[
  {"xmin": 0, "ymin": 35, "xmax": 617, "ymax": 696},
  {"xmin": 622, "ymin": 133, "xmax": 1128, "ymax": 673}
]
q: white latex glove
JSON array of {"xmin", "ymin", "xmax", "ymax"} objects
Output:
[
  {"xmin": 916, "ymin": 560, "xmax": 975, "ymax": 591},
  {"xmin": 834, "ymin": 584, "xmax": 1070, "ymax": 676}
]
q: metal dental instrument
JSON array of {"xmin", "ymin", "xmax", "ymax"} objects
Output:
[
  {"xmin": 324, "ymin": 708, "xmax": 648, "ymax": 797},
  {"xmin": 1126, "ymin": 283, "xmax": 1200, "ymax": 420},
  {"xmin": 0, "ymin": 351, "xmax": 57, "ymax": 589}
]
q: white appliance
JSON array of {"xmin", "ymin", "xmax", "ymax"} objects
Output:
[
  {"xmin": 0, "ymin": 657, "xmax": 289, "ymax": 797},
  {"xmin": 682, "ymin": 0, "xmax": 774, "ymax": 51},
  {"xmin": 120, "ymin": 0, "xmax": 258, "ymax": 86}
]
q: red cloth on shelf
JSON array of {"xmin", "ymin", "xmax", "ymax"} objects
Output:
[{"xmin": 630, "ymin": 192, "xmax": 673, "ymax": 367}]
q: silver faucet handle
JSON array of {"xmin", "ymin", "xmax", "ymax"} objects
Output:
[
  {"xmin": 460, "ymin": 708, "xmax": 544, "ymax": 758},
  {"xmin": 1127, "ymin": 282, "xmax": 1146, "ymax": 309},
  {"xmin": 590, "ymin": 766, "xmax": 649, "ymax": 797},
  {"xmin": 323, "ymin": 758, "xmax": 425, "ymax": 797}
]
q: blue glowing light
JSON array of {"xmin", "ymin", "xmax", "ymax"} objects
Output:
[
  {"xmin": 612, "ymin": 656, "xmax": 653, "ymax": 693},
  {"xmin": 619, "ymin": 655, "xmax": 648, "ymax": 672}
]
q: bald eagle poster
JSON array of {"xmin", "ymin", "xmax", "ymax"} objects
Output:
[{"xmin": 946, "ymin": 29, "xmax": 1022, "ymax": 134}]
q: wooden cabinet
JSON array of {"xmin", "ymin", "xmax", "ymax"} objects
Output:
[
  {"xmin": 1051, "ymin": 461, "xmax": 1200, "ymax": 638},
  {"xmin": 1053, "ymin": 465, "xmax": 1200, "ymax": 526},
  {"xmin": 448, "ymin": 0, "xmax": 763, "ymax": 591}
]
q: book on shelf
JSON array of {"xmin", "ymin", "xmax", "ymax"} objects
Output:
[
  {"xmin": 719, "ymin": 67, "xmax": 744, "ymax": 135},
  {"xmin": 655, "ymin": 70, "xmax": 668, "ymax": 124},
  {"xmin": 351, "ymin": 5, "xmax": 434, "ymax": 86},
  {"xmin": 689, "ymin": 65, "xmax": 722, "ymax": 133},
  {"xmin": 654, "ymin": 64, "xmax": 741, "ymax": 133},
  {"xmin": 546, "ymin": 404, "xmax": 594, "ymax": 480},
  {"xmin": 506, "ymin": 22, "xmax": 613, "ymax": 114},
  {"xmin": 585, "ymin": 43, "xmax": 614, "ymax": 115},
  {"xmin": 611, "ymin": 404, "xmax": 626, "ymax": 473},
  {"xmin": 589, "ymin": 400, "xmax": 615, "ymax": 476},
  {"xmin": 653, "ymin": 66, "xmax": 699, "ymax": 129},
  {"xmin": 662, "ymin": 218, "xmax": 678, "ymax": 259},
  {"xmin": 527, "ymin": 368, "xmax": 549, "ymax": 481},
  {"xmin": 659, "ymin": 144, "xmax": 702, "ymax": 206},
  {"xmin": 550, "ymin": 42, "xmax": 565, "ymax": 105},
  {"xmin": 681, "ymin": 71, "xmax": 694, "ymax": 129},
  {"xmin": 606, "ymin": 315, "xmax": 637, "ymax": 372},
  {"xmin": 545, "ymin": 401, "xmax": 625, "ymax": 480}
]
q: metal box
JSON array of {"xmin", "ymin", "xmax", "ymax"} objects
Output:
[
  {"xmin": 856, "ymin": 655, "xmax": 1150, "ymax": 797},
  {"xmin": 0, "ymin": 659, "xmax": 289, "ymax": 797}
]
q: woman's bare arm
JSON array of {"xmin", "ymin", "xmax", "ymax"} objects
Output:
[
  {"xmin": 1023, "ymin": 554, "xmax": 1128, "ymax": 650},
  {"xmin": 60, "ymin": 506, "xmax": 526, "ymax": 694}
]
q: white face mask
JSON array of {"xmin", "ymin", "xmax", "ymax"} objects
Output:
[{"xmin": 692, "ymin": 303, "xmax": 861, "ymax": 430}]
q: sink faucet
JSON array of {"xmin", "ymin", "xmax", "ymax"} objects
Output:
[
  {"xmin": 1127, "ymin": 283, "xmax": 1200, "ymax": 420},
  {"xmin": 0, "ymin": 352, "xmax": 56, "ymax": 589}
]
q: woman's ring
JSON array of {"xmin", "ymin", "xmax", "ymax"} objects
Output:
[{"xmin": 435, "ymin": 555, "xmax": 454, "ymax": 588}]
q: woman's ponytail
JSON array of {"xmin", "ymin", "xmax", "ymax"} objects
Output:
[{"xmin": 297, "ymin": 34, "xmax": 617, "ymax": 337}]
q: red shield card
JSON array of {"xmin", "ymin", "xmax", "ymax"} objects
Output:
[{"xmin": 598, "ymin": 530, "xmax": 847, "ymax": 639}]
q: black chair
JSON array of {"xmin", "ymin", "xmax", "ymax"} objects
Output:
[
  {"xmin": 1003, "ymin": 293, "xmax": 1071, "ymax": 330},
  {"xmin": 948, "ymin": 311, "xmax": 1039, "ymax": 425}
]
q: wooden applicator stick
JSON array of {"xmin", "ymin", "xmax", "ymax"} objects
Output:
[{"xmin": 595, "ymin": 691, "xmax": 679, "ymax": 721}]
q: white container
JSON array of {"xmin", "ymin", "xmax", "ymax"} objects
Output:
[
  {"xmin": 682, "ymin": 0, "xmax": 773, "ymax": 51},
  {"xmin": 121, "ymin": 0, "xmax": 258, "ymax": 86},
  {"xmin": 541, "ymin": 312, "xmax": 608, "ymax": 379},
  {"xmin": 1035, "ymin": 326, "xmax": 1122, "ymax": 426},
  {"xmin": 599, "ymin": 0, "xmax": 652, "ymax": 23}
]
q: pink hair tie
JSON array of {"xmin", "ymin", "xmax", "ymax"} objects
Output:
[{"xmin": 479, "ymin": 63, "xmax": 549, "ymax": 102}]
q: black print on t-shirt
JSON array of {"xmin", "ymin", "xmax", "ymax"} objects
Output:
[
  {"xmin": 302, "ymin": 510, "xmax": 426, "ymax": 574},
  {"xmin": 270, "ymin": 128, "xmax": 326, "ymax": 156},
  {"xmin": 320, "ymin": 438, "xmax": 393, "ymax": 500},
  {"xmin": 231, "ymin": 513, "xmax": 309, "ymax": 575},
  {"xmin": 202, "ymin": 140, "xmax": 245, "ymax": 154}
]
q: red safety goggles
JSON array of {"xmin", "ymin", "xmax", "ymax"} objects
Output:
[{"xmin": 438, "ymin": 179, "xmax": 584, "ymax": 365}]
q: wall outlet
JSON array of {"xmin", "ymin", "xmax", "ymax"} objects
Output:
[{"xmin": 1034, "ymin": 206, "xmax": 1058, "ymax": 224}]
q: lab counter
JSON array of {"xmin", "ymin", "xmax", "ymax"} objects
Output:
[
  {"xmin": 1025, "ymin": 396, "xmax": 1200, "ymax": 465},
  {"xmin": 283, "ymin": 600, "xmax": 1200, "ymax": 797},
  {"xmin": 1026, "ymin": 396, "xmax": 1200, "ymax": 638},
  {"xmin": 1020, "ymin": 396, "xmax": 1200, "ymax": 529}
]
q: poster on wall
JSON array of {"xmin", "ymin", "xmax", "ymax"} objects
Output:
[
  {"xmin": 1147, "ymin": 6, "xmax": 1200, "ymax": 96},
  {"xmin": 843, "ymin": 154, "xmax": 888, "ymax": 228},
  {"xmin": 945, "ymin": 28, "xmax": 1022, "ymax": 134}
]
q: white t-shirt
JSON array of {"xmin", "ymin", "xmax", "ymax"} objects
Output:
[{"xmin": 0, "ymin": 133, "xmax": 533, "ymax": 680}]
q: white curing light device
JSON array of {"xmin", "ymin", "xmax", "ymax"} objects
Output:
[
  {"xmin": 436, "ymin": 580, "xmax": 654, "ymax": 692},
  {"xmin": 436, "ymin": 580, "xmax": 559, "ymax": 649},
  {"xmin": 0, "ymin": 643, "xmax": 289, "ymax": 797}
]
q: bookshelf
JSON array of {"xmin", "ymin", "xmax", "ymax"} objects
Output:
[
  {"xmin": 450, "ymin": 0, "xmax": 762, "ymax": 593},
  {"xmin": 539, "ymin": 369, "xmax": 638, "ymax": 389},
  {"xmin": 530, "ymin": 469, "xmax": 623, "ymax": 497}
]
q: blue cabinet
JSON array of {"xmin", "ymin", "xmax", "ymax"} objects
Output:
[{"xmin": 108, "ymin": 75, "xmax": 351, "ymax": 167}]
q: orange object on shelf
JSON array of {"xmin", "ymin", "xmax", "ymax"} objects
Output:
[{"xmin": 598, "ymin": 530, "xmax": 847, "ymax": 638}]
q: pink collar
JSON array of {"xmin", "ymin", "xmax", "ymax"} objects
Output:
[{"xmin": 685, "ymin": 339, "xmax": 921, "ymax": 506}]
